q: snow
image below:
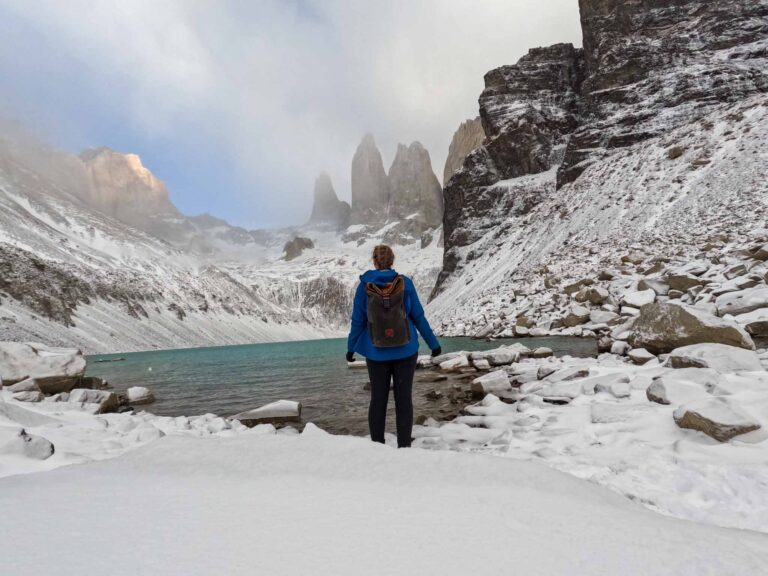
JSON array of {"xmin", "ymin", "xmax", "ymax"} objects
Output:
[{"xmin": 2, "ymin": 428, "xmax": 768, "ymax": 576}]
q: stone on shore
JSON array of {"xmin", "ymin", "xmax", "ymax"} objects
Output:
[
  {"xmin": 68, "ymin": 389, "xmax": 120, "ymax": 414},
  {"xmin": 0, "ymin": 342, "xmax": 86, "ymax": 394},
  {"xmin": 347, "ymin": 360, "xmax": 367, "ymax": 369},
  {"xmin": 628, "ymin": 348, "xmax": 655, "ymax": 365},
  {"xmin": 673, "ymin": 398, "xmax": 761, "ymax": 442},
  {"xmin": 563, "ymin": 305, "xmax": 591, "ymax": 327},
  {"xmin": 667, "ymin": 344, "xmax": 764, "ymax": 372},
  {"xmin": 127, "ymin": 386, "xmax": 155, "ymax": 405},
  {"xmin": 629, "ymin": 302, "xmax": 754, "ymax": 354},
  {"xmin": 12, "ymin": 390, "xmax": 45, "ymax": 402},
  {"xmin": 0, "ymin": 427, "xmax": 54, "ymax": 460},
  {"xmin": 470, "ymin": 370, "xmax": 512, "ymax": 397},
  {"xmin": 646, "ymin": 377, "xmax": 709, "ymax": 406},
  {"xmin": 532, "ymin": 347, "xmax": 553, "ymax": 359},
  {"xmin": 5, "ymin": 378, "xmax": 41, "ymax": 393},
  {"xmin": 440, "ymin": 354, "xmax": 470, "ymax": 371},
  {"xmin": 622, "ymin": 290, "xmax": 655, "ymax": 309},
  {"xmin": 231, "ymin": 400, "xmax": 302, "ymax": 427},
  {"xmin": 716, "ymin": 287, "xmax": 768, "ymax": 317},
  {"xmin": 733, "ymin": 309, "xmax": 768, "ymax": 337}
]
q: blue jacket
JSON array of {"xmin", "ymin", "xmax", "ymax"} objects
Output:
[{"xmin": 347, "ymin": 269, "xmax": 440, "ymax": 361}]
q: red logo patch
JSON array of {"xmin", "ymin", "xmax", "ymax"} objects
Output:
[{"xmin": 384, "ymin": 328, "xmax": 395, "ymax": 338}]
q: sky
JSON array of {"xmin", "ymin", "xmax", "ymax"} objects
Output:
[{"xmin": 0, "ymin": 0, "xmax": 582, "ymax": 229}]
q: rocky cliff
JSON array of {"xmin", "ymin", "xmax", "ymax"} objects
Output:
[
  {"xmin": 443, "ymin": 118, "xmax": 485, "ymax": 186},
  {"xmin": 307, "ymin": 172, "xmax": 350, "ymax": 229},
  {"xmin": 431, "ymin": 0, "xmax": 768, "ymax": 335},
  {"xmin": 387, "ymin": 142, "xmax": 443, "ymax": 228},
  {"xmin": 350, "ymin": 134, "xmax": 390, "ymax": 224}
]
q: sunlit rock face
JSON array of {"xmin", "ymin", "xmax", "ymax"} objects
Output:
[
  {"xmin": 79, "ymin": 147, "xmax": 181, "ymax": 233},
  {"xmin": 443, "ymin": 118, "xmax": 485, "ymax": 186},
  {"xmin": 387, "ymin": 141, "xmax": 442, "ymax": 228},
  {"xmin": 307, "ymin": 172, "xmax": 350, "ymax": 229},
  {"xmin": 350, "ymin": 134, "xmax": 390, "ymax": 224}
]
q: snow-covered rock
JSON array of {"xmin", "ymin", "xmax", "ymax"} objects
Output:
[
  {"xmin": 630, "ymin": 302, "xmax": 755, "ymax": 354},
  {"xmin": 646, "ymin": 377, "xmax": 709, "ymax": 406},
  {"xmin": 667, "ymin": 344, "xmax": 764, "ymax": 373},
  {"xmin": 231, "ymin": 400, "xmax": 302, "ymax": 427},
  {"xmin": 716, "ymin": 287, "xmax": 768, "ymax": 317},
  {"xmin": 733, "ymin": 308, "xmax": 768, "ymax": 337},
  {"xmin": 68, "ymin": 389, "xmax": 120, "ymax": 414},
  {"xmin": 622, "ymin": 290, "xmax": 655, "ymax": 309},
  {"xmin": 470, "ymin": 370, "xmax": 512, "ymax": 397},
  {"xmin": 628, "ymin": 348, "xmax": 655, "ymax": 365},
  {"xmin": 673, "ymin": 398, "xmax": 761, "ymax": 442},
  {"xmin": 439, "ymin": 354, "xmax": 470, "ymax": 371},
  {"xmin": 0, "ymin": 342, "xmax": 85, "ymax": 394},
  {"xmin": 0, "ymin": 427, "xmax": 54, "ymax": 460},
  {"xmin": 126, "ymin": 386, "xmax": 155, "ymax": 406}
]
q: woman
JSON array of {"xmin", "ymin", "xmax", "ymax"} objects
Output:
[{"xmin": 346, "ymin": 244, "xmax": 441, "ymax": 448}]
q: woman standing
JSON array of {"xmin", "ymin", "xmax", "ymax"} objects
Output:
[{"xmin": 346, "ymin": 244, "xmax": 441, "ymax": 448}]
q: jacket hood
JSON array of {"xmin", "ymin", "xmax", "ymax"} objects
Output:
[{"xmin": 360, "ymin": 269, "xmax": 399, "ymax": 285}]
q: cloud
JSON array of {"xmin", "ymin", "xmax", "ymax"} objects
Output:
[{"xmin": 0, "ymin": 0, "xmax": 582, "ymax": 227}]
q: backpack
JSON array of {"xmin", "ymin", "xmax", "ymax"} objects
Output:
[{"xmin": 365, "ymin": 275, "xmax": 410, "ymax": 347}]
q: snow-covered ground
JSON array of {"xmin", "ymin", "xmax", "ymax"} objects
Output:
[{"xmin": 2, "ymin": 425, "xmax": 768, "ymax": 576}]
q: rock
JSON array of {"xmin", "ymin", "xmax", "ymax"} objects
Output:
[
  {"xmin": 536, "ymin": 364, "xmax": 559, "ymax": 380},
  {"xmin": 621, "ymin": 252, "xmax": 645, "ymax": 265},
  {"xmin": 425, "ymin": 389, "xmax": 444, "ymax": 401},
  {"xmin": 440, "ymin": 355, "xmax": 470, "ymax": 371},
  {"xmin": 532, "ymin": 347, "xmax": 553, "ymax": 359},
  {"xmin": 597, "ymin": 336, "xmax": 613, "ymax": 353},
  {"xmin": 753, "ymin": 243, "xmax": 768, "ymax": 261},
  {"xmin": 646, "ymin": 377, "xmax": 709, "ymax": 405},
  {"xmin": 598, "ymin": 270, "xmax": 617, "ymax": 281},
  {"xmin": 0, "ymin": 427, "xmax": 54, "ymax": 460},
  {"xmin": 564, "ymin": 279, "xmax": 594, "ymax": 296},
  {"xmin": 590, "ymin": 310, "xmax": 619, "ymax": 324},
  {"xmin": 231, "ymin": 400, "xmax": 302, "ymax": 427},
  {"xmin": 545, "ymin": 366, "xmax": 589, "ymax": 383},
  {"xmin": 443, "ymin": 117, "xmax": 485, "ymax": 185},
  {"xmin": 350, "ymin": 134, "xmax": 390, "ymax": 223},
  {"xmin": 637, "ymin": 278, "xmax": 669, "ymax": 296},
  {"xmin": 362, "ymin": 382, "xmax": 371, "ymax": 391},
  {"xmin": 580, "ymin": 373, "xmax": 631, "ymax": 395},
  {"xmin": 307, "ymin": 172, "xmax": 350, "ymax": 228},
  {"xmin": 628, "ymin": 348, "xmax": 655, "ymax": 365},
  {"xmin": 126, "ymin": 386, "xmax": 155, "ymax": 405},
  {"xmin": 563, "ymin": 304, "xmax": 590, "ymax": 327},
  {"xmin": 387, "ymin": 141, "xmax": 443, "ymax": 227},
  {"xmin": 472, "ymin": 358, "xmax": 491, "ymax": 370},
  {"xmin": 575, "ymin": 286, "xmax": 609, "ymax": 305},
  {"xmin": 666, "ymin": 274, "xmax": 703, "ymax": 292},
  {"xmin": 668, "ymin": 290, "xmax": 684, "ymax": 300},
  {"xmin": 673, "ymin": 398, "xmax": 761, "ymax": 442},
  {"xmin": 667, "ymin": 344, "xmax": 764, "ymax": 372},
  {"xmin": 282, "ymin": 237, "xmax": 314, "ymax": 261},
  {"xmin": 611, "ymin": 341, "xmax": 630, "ymax": 355},
  {"xmin": 734, "ymin": 309, "xmax": 768, "ymax": 337},
  {"xmin": 0, "ymin": 342, "xmax": 85, "ymax": 393},
  {"xmin": 471, "ymin": 370, "xmax": 512, "ymax": 397},
  {"xmin": 432, "ymin": 351, "xmax": 465, "ymax": 365},
  {"xmin": 485, "ymin": 348, "xmax": 519, "ymax": 366},
  {"xmin": 347, "ymin": 360, "xmax": 367, "ymax": 369},
  {"xmin": 629, "ymin": 302, "xmax": 755, "ymax": 354},
  {"xmin": 416, "ymin": 355, "xmax": 434, "ymax": 368},
  {"xmin": 716, "ymin": 287, "xmax": 768, "ymax": 317},
  {"xmin": 622, "ymin": 290, "xmax": 655, "ymax": 308},
  {"xmin": 13, "ymin": 390, "xmax": 44, "ymax": 402},
  {"xmin": 514, "ymin": 326, "xmax": 531, "ymax": 337},
  {"xmin": 68, "ymin": 389, "xmax": 120, "ymax": 414},
  {"xmin": 6, "ymin": 378, "xmax": 41, "ymax": 393},
  {"xmin": 596, "ymin": 380, "xmax": 631, "ymax": 398}
]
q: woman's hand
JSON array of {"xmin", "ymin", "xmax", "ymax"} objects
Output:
[
  {"xmin": 346, "ymin": 351, "xmax": 356, "ymax": 362},
  {"xmin": 431, "ymin": 346, "xmax": 442, "ymax": 357}
]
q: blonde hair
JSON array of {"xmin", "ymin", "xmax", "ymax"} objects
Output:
[{"xmin": 372, "ymin": 244, "xmax": 395, "ymax": 269}]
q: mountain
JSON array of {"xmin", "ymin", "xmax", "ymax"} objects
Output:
[
  {"xmin": 387, "ymin": 142, "xmax": 443, "ymax": 228},
  {"xmin": 307, "ymin": 172, "xmax": 350, "ymax": 229},
  {"xmin": 350, "ymin": 134, "xmax": 390, "ymax": 224},
  {"xmin": 443, "ymin": 118, "xmax": 485, "ymax": 186},
  {"xmin": 429, "ymin": 0, "xmax": 768, "ymax": 335}
]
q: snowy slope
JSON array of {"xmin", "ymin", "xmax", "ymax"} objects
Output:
[{"xmin": 2, "ymin": 428, "xmax": 767, "ymax": 576}]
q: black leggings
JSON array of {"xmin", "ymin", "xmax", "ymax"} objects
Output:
[{"xmin": 366, "ymin": 354, "xmax": 418, "ymax": 448}]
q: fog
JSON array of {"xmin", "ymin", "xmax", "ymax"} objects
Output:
[{"xmin": 0, "ymin": 0, "xmax": 582, "ymax": 228}]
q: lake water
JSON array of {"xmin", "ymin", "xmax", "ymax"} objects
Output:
[{"xmin": 86, "ymin": 336, "xmax": 597, "ymax": 434}]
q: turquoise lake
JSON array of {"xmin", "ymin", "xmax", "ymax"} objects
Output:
[{"xmin": 86, "ymin": 336, "xmax": 597, "ymax": 433}]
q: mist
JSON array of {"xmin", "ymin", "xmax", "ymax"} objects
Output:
[{"xmin": 0, "ymin": 0, "xmax": 582, "ymax": 229}]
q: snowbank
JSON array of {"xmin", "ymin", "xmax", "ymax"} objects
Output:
[{"xmin": 2, "ymin": 429, "xmax": 767, "ymax": 576}]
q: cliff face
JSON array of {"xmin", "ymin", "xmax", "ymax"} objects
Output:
[
  {"xmin": 350, "ymin": 134, "xmax": 390, "ymax": 224},
  {"xmin": 387, "ymin": 142, "xmax": 442, "ymax": 228},
  {"xmin": 308, "ymin": 172, "xmax": 350, "ymax": 229},
  {"xmin": 443, "ymin": 118, "xmax": 485, "ymax": 186},
  {"xmin": 434, "ymin": 0, "xmax": 768, "ymax": 301}
]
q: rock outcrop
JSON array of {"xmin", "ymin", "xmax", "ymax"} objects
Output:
[
  {"xmin": 307, "ymin": 172, "xmax": 350, "ymax": 229},
  {"xmin": 283, "ymin": 237, "xmax": 314, "ymax": 261},
  {"xmin": 350, "ymin": 134, "xmax": 390, "ymax": 224},
  {"xmin": 443, "ymin": 118, "xmax": 485, "ymax": 186},
  {"xmin": 387, "ymin": 142, "xmax": 443, "ymax": 228},
  {"xmin": 433, "ymin": 0, "xmax": 768, "ymax": 299}
]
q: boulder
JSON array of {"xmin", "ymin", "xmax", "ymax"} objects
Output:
[
  {"xmin": 536, "ymin": 364, "xmax": 559, "ymax": 380},
  {"xmin": 486, "ymin": 349, "xmax": 519, "ymax": 366},
  {"xmin": 470, "ymin": 370, "xmax": 512, "ymax": 397},
  {"xmin": 667, "ymin": 344, "xmax": 763, "ymax": 372},
  {"xmin": 673, "ymin": 398, "xmax": 761, "ymax": 442},
  {"xmin": 596, "ymin": 380, "xmax": 631, "ymax": 398},
  {"xmin": 665, "ymin": 274, "xmax": 703, "ymax": 292},
  {"xmin": 580, "ymin": 373, "xmax": 631, "ymax": 395},
  {"xmin": 231, "ymin": 400, "xmax": 302, "ymax": 427},
  {"xmin": 628, "ymin": 348, "xmax": 655, "ymax": 365},
  {"xmin": 629, "ymin": 302, "xmax": 755, "ymax": 354},
  {"xmin": 622, "ymin": 290, "xmax": 655, "ymax": 308},
  {"xmin": 472, "ymin": 358, "xmax": 491, "ymax": 370},
  {"xmin": 611, "ymin": 341, "xmax": 630, "ymax": 355},
  {"xmin": 716, "ymin": 286, "xmax": 768, "ymax": 317},
  {"xmin": 68, "ymin": 389, "xmax": 120, "ymax": 414},
  {"xmin": 532, "ymin": 347, "xmax": 553, "ymax": 359},
  {"xmin": 347, "ymin": 360, "xmax": 367, "ymax": 369},
  {"xmin": 597, "ymin": 336, "xmax": 613, "ymax": 353},
  {"xmin": 576, "ymin": 287, "xmax": 609, "ymax": 305},
  {"xmin": 545, "ymin": 366, "xmax": 590, "ymax": 383},
  {"xmin": 646, "ymin": 377, "xmax": 709, "ymax": 405},
  {"xmin": 563, "ymin": 304, "xmax": 590, "ymax": 327},
  {"xmin": 13, "ymin": 390, "xmax": 44, "ymax": 402},
  {"xmin": 126, "ymin": 386, "xmax": 155, "ymax": 405},
  {"xmin": 0, "ymin": 342, "xmax": 86, "ymax": 393},
  {"xmin": 734, "ymin": 308, "xmax": 768, "ymax": 337},
  {"xmin": 0, "ymin": 427, "xmax": 54, "ymax": 460},
  {"xmin": 432, "ymin": 351, "xmax": 465, "ymax": 365},
  {"xmin": 621, "ymin": 252, "xmax": 645, "ymax": 265},
  {"xmin": 753, "ymin": 243, "xmax": 768, "ymax": 261},
  {"xmin": 6, "ymin": 378, "xmax": 41, "ymax": 393},
  {"xmin": 590, "ymin": 310, "xmax": 619, "ymax": 324},
  {"xmin": 637, "ymin": 278, "xmax": 669, "ymax": 296},
  {"xmin": 440, "ymin": 355, "xmax": 470, "ymax": 371}
]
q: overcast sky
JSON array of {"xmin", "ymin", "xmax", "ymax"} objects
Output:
[{"xmin": 0, "ymin": 0, "xmax": 582, "ymax": 228}]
